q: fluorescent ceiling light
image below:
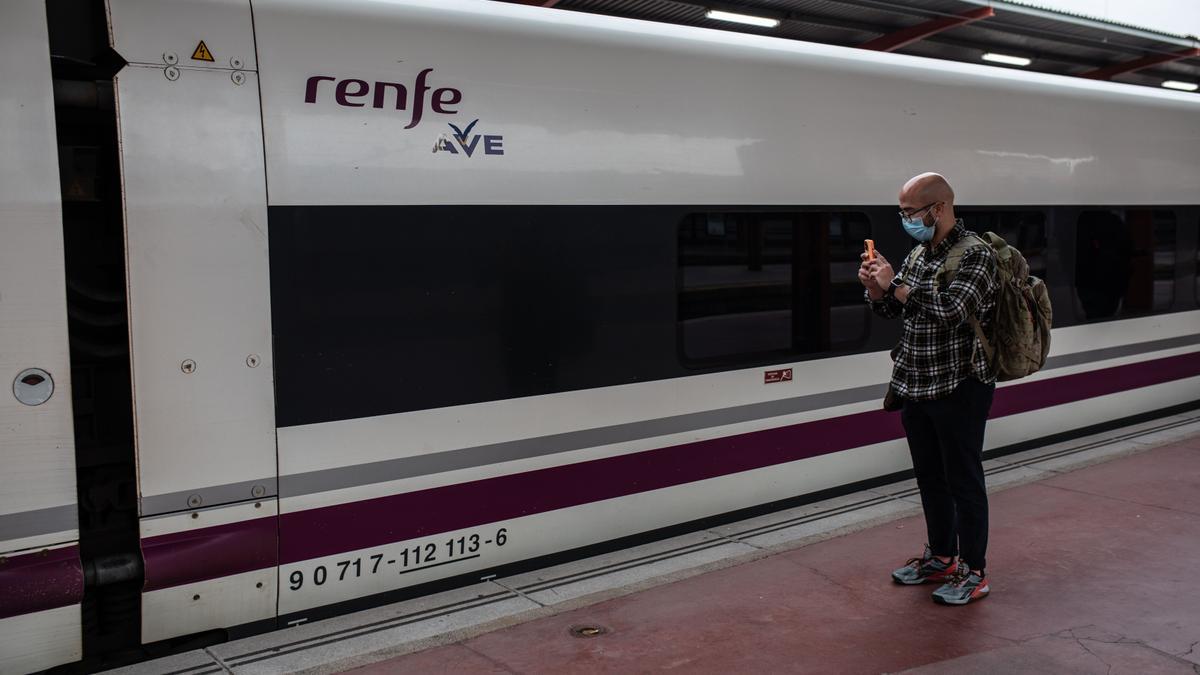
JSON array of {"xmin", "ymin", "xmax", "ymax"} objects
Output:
[
  {"xmin": 705, "ymin": 9, "xmax": 780, "ymax": 28},
  {"xmin": 1162, "ymin": 80, "xmax": 1198, "ymax": 91},
  {"xmin": 981, "ymin": 52, "xmax": 1032, "ymax": 67}
]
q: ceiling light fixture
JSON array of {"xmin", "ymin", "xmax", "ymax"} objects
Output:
[
  {"xmin": 705, "ymin": 9, "xmax": 781, "ymax": 28},
  {"xmin": 1161, "ymin": 80, "xmax": 1199, "ymax": 91},
  {"xmin": 981, "ymin": 52, "xmax": 1032, "ymax": 67}
]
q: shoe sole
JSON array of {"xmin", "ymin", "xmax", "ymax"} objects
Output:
[
  {"xmin": 932, "ymin": 585, "xmax": 989, "ymax": 606},
  {"xmin": 892, "ymin": 572, "xmax": 955, "ymax": 586}
]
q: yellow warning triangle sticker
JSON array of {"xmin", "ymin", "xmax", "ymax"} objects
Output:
[{"xmin": 191, "ymin": 40, "xmax": 214, "ymax": 62}]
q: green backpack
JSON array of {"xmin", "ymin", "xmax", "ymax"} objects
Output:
[{"xmin": 904, "ymin": 232, "xmax": 1053, "ymax": 381}]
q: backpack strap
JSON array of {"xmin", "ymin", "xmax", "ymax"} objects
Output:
[
  {"xmin": 938, "ymin": 233, "xmax": 996, "ymax": 364},
  {"xmin": 970, "ymin": 313, "xmax": 995, "ymax": 363},
  {"xmin": 901, "ymin": 245, "xmax": 923, "ymax": 278},
  {"xmin": 937, "ymin": 233, "xmax": 987, "ymax": 287}
]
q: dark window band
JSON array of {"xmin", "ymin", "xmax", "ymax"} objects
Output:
[{"xmin": 269, "ymin": 205, "xmax": 1196, "ymax": 428}]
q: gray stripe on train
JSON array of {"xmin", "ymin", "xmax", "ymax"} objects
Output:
[
  {"xmin": 277, "ymin": 381, "xmax": 890, "ymax": 499},
  {"xmin": 3, "ymin": 331, "xmax": 1196, "ymax": 533},
  {"xmin": 1041, "ymin": 333, "xmax": 1200, "ymax": 370},
  {"xmin": 275, "ymin": 332, "xmax": 1200, "ymax": 500},
  {"xmin": 138, "ymin": 478, "xmax": 279, "ymax": 520},
  {"xmin": 0, "ymin": 504, "xmax": 77, "ymax": 544}
]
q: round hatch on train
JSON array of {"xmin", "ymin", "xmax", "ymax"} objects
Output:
[{"xmin": 13, "ymin": 368, "xmax": 54, "ymax": 406}]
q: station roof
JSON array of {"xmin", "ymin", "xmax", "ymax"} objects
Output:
[{"xmin": 501, "ymin": 0, "xmax": 1200, "ymax": 93}]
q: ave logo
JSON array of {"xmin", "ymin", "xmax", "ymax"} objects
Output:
[{"xmin": 433, "ymin": 119, "xmax": 504, "ymax": 157}]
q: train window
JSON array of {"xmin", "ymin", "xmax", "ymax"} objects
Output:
[
  {"xmin": 827, "ymin": 214, "xmax": 874, "ymax": 351},
  {"xmin": 957, "ymin": 211, "xmax": 1048, "ymax": 279},
  {"xmin": 679, "ymin": 213, "xmax": 795, "ymax": 361},
  {"xmin": 1148, "ymin": 211, "xmax": 1177, "ymax": 311},
  {"xmin": 1074, "ymin": 209, "xmax": 1176, "ymax": 321},
  {"xmin": 678, "ymin": 211, "xmax": 871, "ymax": 364}
]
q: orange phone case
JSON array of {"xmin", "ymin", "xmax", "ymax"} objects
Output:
[{"xmin": 865, "ymin": 239, "xmax": 876, "ymax": 260}]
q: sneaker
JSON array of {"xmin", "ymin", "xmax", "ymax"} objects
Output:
[
  {"xmin": 891, "ymin": 545, "xmax": 958, "ymax": 585},
  {"xmin": 931, "ymin": 563, "xmax": 990, "ymax": 605}
]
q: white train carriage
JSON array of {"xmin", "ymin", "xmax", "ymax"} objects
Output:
[{"xmin": 2, "ymin": 0, "xmax": 1199, "ymax": 671}]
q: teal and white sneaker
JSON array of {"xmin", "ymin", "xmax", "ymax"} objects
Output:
[
  {"xmin": 892, "ymin": 545, "xmax": 958, "ymax": 585},
  {"xmin": 932, "ymin": 563, "xmax": 990, "ymax": 605}
]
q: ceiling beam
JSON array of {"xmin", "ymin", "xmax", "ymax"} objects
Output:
[
  {"xmin": 858, "ymin": 6, "xmax": 994, "ymax": 52},
  {"xmin": 765, "ymin": 10, "xmax": 1110, "ymax": 70},
  {"xmin": 714, "ymin": 0, "xmax": 1178, "ymax": 57},
  {"xmin": 1078, "ymin": 47, "xmax": 1200, "ymax": 79},
  {"xmin": 498, "ymin": 1, "xmax": 1196, "ymax": 81}
]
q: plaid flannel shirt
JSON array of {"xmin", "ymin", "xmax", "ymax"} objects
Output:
[{"xmin": 866, "ymin": 221, "xmax": 998, "ymax": 401}]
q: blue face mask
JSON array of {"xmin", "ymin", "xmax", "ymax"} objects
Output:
[{"xmin": 902, "ymin": 214, "xmax": 935, "ymax": 242}]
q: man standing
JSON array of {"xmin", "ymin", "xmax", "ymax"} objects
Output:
[{"xmin": 859, "ymin": 172, "xmax": 998, "ymax": 606}]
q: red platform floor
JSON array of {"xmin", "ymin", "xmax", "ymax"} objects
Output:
[{"xmin": 353, "ymin": 437, "xmax": 1200, "ymax": 674}]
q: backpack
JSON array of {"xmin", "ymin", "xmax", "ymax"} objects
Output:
[{"xmin": 903, "ymin": 231, "xmax": 1053, "ymax": 381}]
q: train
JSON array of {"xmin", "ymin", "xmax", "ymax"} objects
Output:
[{"xmin": 2, "ymin": 0, "xmax": 1199, "ymax": 671}]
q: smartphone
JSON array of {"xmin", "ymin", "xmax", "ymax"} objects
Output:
[{"xmin": 864, "ymin": 239, "xmax": 876, "ymax": 260}]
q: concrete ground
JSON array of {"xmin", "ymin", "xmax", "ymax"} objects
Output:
[{"xmin": 352, "ymin": 429, "xmax": 1200, "ymax": 674}]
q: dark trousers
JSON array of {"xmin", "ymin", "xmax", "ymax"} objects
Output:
[{"xmin": 900, "ymin": 377, "xmax": 995, "ymax": 571}]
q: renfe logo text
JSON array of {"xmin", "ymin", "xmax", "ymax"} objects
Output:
[{"xmin": 304, "ymin": 68, "xmax": 462, "ymax": 129}]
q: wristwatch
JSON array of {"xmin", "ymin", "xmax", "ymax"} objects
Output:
[{"xmin": 885, "ymin": 277, "xmax": 905, "ymax": 299}]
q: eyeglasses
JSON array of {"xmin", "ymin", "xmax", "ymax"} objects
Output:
[{"xmin": 898, "ymin": 201, "xmax": 940, "ymax": 220}]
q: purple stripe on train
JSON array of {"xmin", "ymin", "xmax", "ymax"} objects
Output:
[
  {"xmin": 276, "ymin": 350, "xmax": 1200, "ymax": 564},
  {"xmin": 137, "ymin": 350, "xmax": 1200, "ymax": 590},
  {"xmin": 141, "ymin": 517, "xmax": 276, "ymax": 592},
  {"xmin": 0, "ymin": 545, "xmax": 83, "ymax": 620}
]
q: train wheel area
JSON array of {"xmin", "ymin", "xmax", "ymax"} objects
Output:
[{"xmin": 101, "ymin": 412, "xmax": 1200, "ymax": 674}]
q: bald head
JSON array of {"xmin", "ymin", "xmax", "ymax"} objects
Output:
[
  {"xmin": 900, "ymin": 172, "xmax": 955, "ymax": 207},
  {"xmin": 898, "ymin": 172, "xmax": 958, "ymax": 245}
]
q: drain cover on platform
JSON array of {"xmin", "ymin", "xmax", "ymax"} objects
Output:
[{"xmin": 569, "ymin": 624, "xmax": 610, "ymax": 638}]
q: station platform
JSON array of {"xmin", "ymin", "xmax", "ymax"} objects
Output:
[{"xmin": 111, "ymin": 411, "xmax": 1200, "ymax": 675}]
